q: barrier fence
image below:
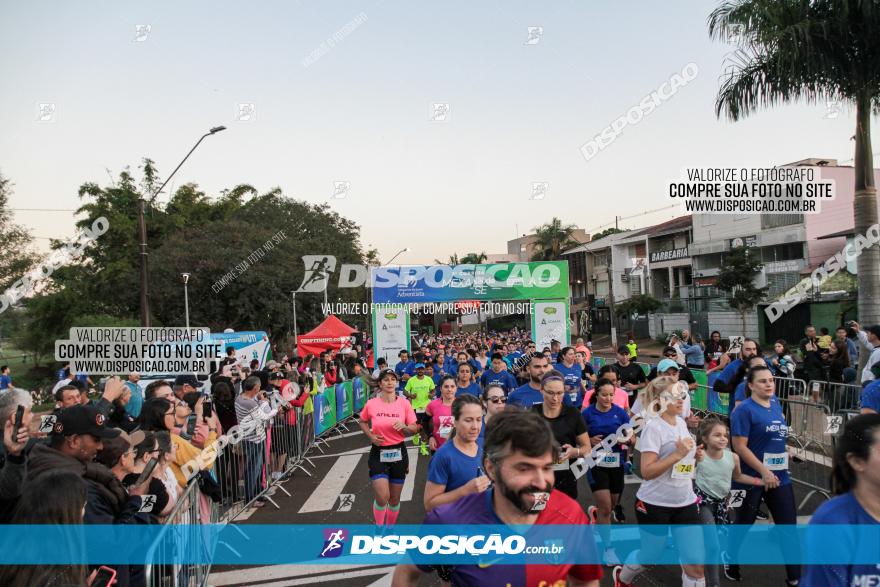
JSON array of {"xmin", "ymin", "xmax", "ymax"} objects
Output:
[
  {"xmin": 595, "ymin": 355, "xmax": 866, "ymax": 513},
  {"xmin": 142, "ymin": 374, "xmax": 371, "ymax": 586}
]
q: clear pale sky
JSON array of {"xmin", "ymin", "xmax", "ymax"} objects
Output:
[{"xmin": 1, "ymin": 1, "xmax": 874, "ymax": 264}]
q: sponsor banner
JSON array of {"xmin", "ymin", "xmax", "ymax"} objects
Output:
[
  {"xmin": 352, "ymin": 376, "xmax": 367, "ymax": 412},
  {"xmin": 0, "ymin": 525, "xmax": 878, "ymax": 565},
  {"xmin": 532, "ymin": 300, "xmax": 569, "ymax": 349},
  {"xmin": 371, "ymin": 262, "xmax": 569, "ymax": 304},
  {"xmin": 313, "ymin": 383, "xmax": 337, "ymax": 436},
  {"xmin": 372, "ymin": 306, "xmax": 411, "ymax": 365},
  {"xmin": 335, "ymin": 381, "xmax": 354, "ymax": 421},
  {"xmin": 691, "ymin": 370, "xmax": 709, "ymax": 411}
]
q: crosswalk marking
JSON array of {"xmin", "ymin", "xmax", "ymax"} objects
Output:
[
  {"xmin": 400, "ymin": 447, "xmax": 420, "ymax": 502},
  {"xmin": 298, "ymin": 454, "xmax": 362, "ymax": 513}
]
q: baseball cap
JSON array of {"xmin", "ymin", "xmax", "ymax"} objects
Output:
[
  {"xmin": 377, "ymin": 368, "xmax": 399, "ymax": 380},
  {"xmin": 52, "ymin": 405, "xmax": 121, "ymax": 439},
  {"xmin": 266, "ymin": 360, "xmax": 280, "ymax": 370},
  {"xmin": 657, "ymin": 359, "xmax": 680, "ymax": 373},
  {"xmin": 173, "ymin": 374, "xmax": 203, "ymax": 388},
  {"xmin": 119, "ymin": 429, "xmax": 146, "ymax": 448},
  {"xmin": 414, "ymin": 362, "xmax": 425, "ymax": 369},
  {"xmin": 269, "ymin": 371, "xmax": 284, "ymax": 381}
]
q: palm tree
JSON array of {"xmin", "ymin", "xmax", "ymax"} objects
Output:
[
  {"xmin": 433, "ymin": 253, "xmax": 461, "ymax": 265},
  {"xmin": 530, "ymin": 217, "xmax": 582, "ymax": 261},
  {"xmin": 460, "ymin": 252, "xmax": 488, "ymax": 264},
  {"xmin": 710, "ymin": 0, "xmax": 880, "ymax": 326}
]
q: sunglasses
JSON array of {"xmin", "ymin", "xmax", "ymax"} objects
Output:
[{"xmin": 487, "ymin": 397, "xmax": 506, "ymax": 404}]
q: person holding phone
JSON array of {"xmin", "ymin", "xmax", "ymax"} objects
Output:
[
  {"xmin": 0, "ymin": 389, "xmax": 31, "ymax": 522},
  {"xmin": 423, "ymin": 394, "xmax": 486, "ymax": 512}
]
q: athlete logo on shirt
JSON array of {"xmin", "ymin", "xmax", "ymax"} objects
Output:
[{"xmin": 319, "ymin": 529, "xmax": 348, "ymax": 558}]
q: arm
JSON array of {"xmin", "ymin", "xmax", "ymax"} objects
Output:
[
  {"xmin": 424, "ymin": 477, "xmax": 490, "ymax": 512},
  {"xmin": 732, "ymin": 436, "xmax": 779, "ymax": 488},
  {"xmin": 731, "ymin": 452, "xmax": 762, "ymax": 486}
]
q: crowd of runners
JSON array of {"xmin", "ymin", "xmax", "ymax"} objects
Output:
[{"xmin": 351, "ymin": 327, "xmax": 880, "ymax": 586}]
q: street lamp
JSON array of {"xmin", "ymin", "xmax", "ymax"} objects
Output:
[
  {"xmin": 138, "ymin": 126, "xmax": 227, "ymax": 326},
  {"xmin": 385, "ymin": 247, "xmax": 409, "ymax": 266},
  {"xmin": 181, "ymin": 273, "xmax": 191, "ymax": 330},
  {"xmin": 291, "ymin": 290, "xmax": 299, "ymax": 352}
]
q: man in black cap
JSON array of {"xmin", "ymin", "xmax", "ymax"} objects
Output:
[
  {"xmin": 28, "ymin": 404, "xmax": 150, "ymax": 523},
  {"xmin": 172, "ymin": 374, "xmax": 202, "ymax": 401}
]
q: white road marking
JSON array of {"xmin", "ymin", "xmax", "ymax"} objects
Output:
[
  {"xmin": 298, "ymin": 454, "xmax": 362, "ymax": 513},
  {"xmin": 400, "ymin": 447, "xmax": 420, "ymax": 502},
  {"xmin": 363, "ymin": 570, "xmax": 394, "ymax": 586}
]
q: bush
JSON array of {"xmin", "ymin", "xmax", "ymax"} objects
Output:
[{"xmin": 654, "ymin": 330, "xmax": 684, "ymax": 346}]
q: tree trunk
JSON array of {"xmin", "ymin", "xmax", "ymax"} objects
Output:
[
  {"xmin": 854, "ymin": 94, "xmax": 880, "ymax": 327},
  {"xmin": 740, "ymin": 309, "xmax": 747, "ymax": 339}
]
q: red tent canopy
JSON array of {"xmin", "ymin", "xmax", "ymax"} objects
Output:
[{"xmin": 297, "ymin": 315, "xmax": 358, "ymax": 357}]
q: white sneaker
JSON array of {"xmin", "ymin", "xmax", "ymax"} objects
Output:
[{"xmin": 603, "ymin": 547, "xmax": 621, "ymax": 566}]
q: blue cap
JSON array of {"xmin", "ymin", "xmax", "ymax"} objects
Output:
[
  {"xmin": 657, "ymin": 359, "xmax": 680, "ymax": 373},
  {"xmin": 414, "ymin": 362, "xmax": 425, "ymax": 369}
]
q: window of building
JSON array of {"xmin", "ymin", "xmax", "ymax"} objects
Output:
[
  {"xmin": 766, "ymin": 271, "xmax": 803, "ymax": 298},
  {"xmin": 761, "ymin": 243, "xmax": 804, "ymax": 263},
  {"xmin": 701, "ymin": 214, "xmax": 717, "ymax": 227}
]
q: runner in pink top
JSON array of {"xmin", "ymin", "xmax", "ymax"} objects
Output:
[
  {"xmin": 582, "ymin": 368, "xmax": 631, "ymax": 411},
  {"xmin": 358, "ymin": 368, "xmax": 419, "ymax": 527},
  {"xmin": 425, "ymin": 375, "xmax": 457, "ymax": 451}
]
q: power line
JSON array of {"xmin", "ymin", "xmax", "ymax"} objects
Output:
[
  {"xmin": 585, "ymin": 203, "xmax": 679, "ymax": 234},
  {"xmin": 9, "ymin": 208, "xmax": 77, "ymax": 212}
]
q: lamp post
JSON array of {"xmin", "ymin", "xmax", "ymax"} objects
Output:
[
  {"xmin": 138, "ymin": 125, "xmax": 227, "ymax": 326},
  {"xmin": 291, "ymin": 290, "xmax": 298, "ymax": 352},
  {"xmin": 181, "ymin": 273, "xmax": 191, "ymax": 330}
]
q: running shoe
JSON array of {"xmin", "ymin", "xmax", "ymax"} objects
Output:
[
  {"xmin": 756, "ymin": 508, "xmax": 769, "ymax": 521},
  {"xmin": 612, "ymin": 565, "xmax": 633, "ymax": 587},
  {"xmin": 722, "ymin": 551, "xmax": 742, "ymax": 581},
  {"xmin": 603, "ymin": 547, "xmax": 621, "ymax": 566},
  {"xmin": 587, "ymin": 505, "xmax": 598, "ymax": 524},
  {"xmin": 613, "ymin": 503, "xmax": 626, "ymax": 523}
]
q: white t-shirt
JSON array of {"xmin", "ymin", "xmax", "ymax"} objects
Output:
[
  {"xmin": 635, "ymin": 415, "xmax": 697, "ymax": 508},
  {"xmin": 631, "ymin": 382, "xmax": 692, "ymax": 419}
]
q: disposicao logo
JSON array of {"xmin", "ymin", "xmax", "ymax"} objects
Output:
[
  {"xmin": 319, "ymin": 529, "xmax": 348, "ymax": 558},
  {"xmin": 385, "ymin": 313, "xmax": 397, "ymax": 319},
  {"xmin": 543, "ymin": 307, "xmax": 557, "ymax": 314}
]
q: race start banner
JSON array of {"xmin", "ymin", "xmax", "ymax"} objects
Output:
[
  {"xmin": 335, "ymin": 381, "xmax": 354, "ymax": 421},
  {"xmin": 532, "ymin": 300, "xmax": 569, "ymax": 349},
  {"xmin": 313, "ymin": 383, "xmax": 338, "ymax": 436},
  {"xmin": 370, "ymin": 261, "xmax": 569, "ymax": 304},
  {"xmin": 372, "ymin": 306, "xmax": 411, "ymax": 365}
]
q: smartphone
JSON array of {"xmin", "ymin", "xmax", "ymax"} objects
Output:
[
  {"xmin": 13, "ymin": 405, "xmax": 24, "ymax": 435},
  {"xmin": 135, "ymin": 457, "xmax": 159, "ymax": 487},
  {"xmin": 203, "ymin": 400, "xmax": 213, "ymax": 419},
  {"xmin": 91, "ymin": 565, "xmax": 117, "ymax": 587},
  {"xmin": 186, "ymin": 417, "xmax": 197, "ymax": 437}
]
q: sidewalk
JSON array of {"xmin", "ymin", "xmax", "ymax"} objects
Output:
[{"xmin": 589, "ymin": 334, "xmax": 666, "ymax": 359}]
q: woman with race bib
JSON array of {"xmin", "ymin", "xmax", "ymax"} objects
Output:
[
  {"xmin": 425, "ymin": 375, "xmax": 457, "ymax": 452},
  {"xmin": 613, "ymin": 376, "xmax": 706, "ymax": 587},
  {"xmin": 724, "ymin": 365, "xmax": 800, "ymax": 585},
  {"xmin": 358, "ymin": 368, "xmax": 419, "ymax": 527},
  {"xmin": 423, "ymin": 394, "xmax": 489, "ymax": 512},
  {"xmin": 582, "ymin": 378, "xmax": 631, "ymax": 566}
]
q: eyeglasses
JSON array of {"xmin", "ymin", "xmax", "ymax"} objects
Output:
[
  {"xmin": 664, "ymin": 353, "xmax": 677, "ymax": 358},
  {"xmin": 488, "ymin": 397, "xmax": 506, "ymax": 404}
]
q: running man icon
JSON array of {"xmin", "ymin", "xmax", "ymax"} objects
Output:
[{"xmin": 319, "ymin": 529, "xmax": 347, "ymax": 558}]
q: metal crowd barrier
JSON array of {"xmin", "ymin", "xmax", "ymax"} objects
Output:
[
  {"xmin": 144, "ymin": 481, "xmax": 211, "ymax": 587},
  {"xmin": 142, "ymin": 379, "xmax": 365, "ymax": 586},
  {"xmin": 804, "ymin": 380, "xmax": 862, "ymax": 414}
]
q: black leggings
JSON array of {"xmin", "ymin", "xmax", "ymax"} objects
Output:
[{"xmin": 729, "ymin": 483, "xmax": 800, "ymax": 582}]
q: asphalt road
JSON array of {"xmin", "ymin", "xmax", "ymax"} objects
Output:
[{"xmin": 209, "ymin": 428, "xmax": 827, "ymax": 587}]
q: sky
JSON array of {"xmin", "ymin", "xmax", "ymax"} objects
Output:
[{"xmin": 0, "ymin": 0, "xmax": 875, "ymax": 265}]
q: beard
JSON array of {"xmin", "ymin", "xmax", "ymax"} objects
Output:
[{"xmin": 495, "ymin": 469, "xmax": 553, "ymax": 514}]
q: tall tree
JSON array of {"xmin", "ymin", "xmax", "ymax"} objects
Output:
[
  {"xmin": 0, "ymin": 172, "xmax": 39, "ymax": 293},
  {"xmin": 591, "ymin": 227, "xmax": 624, "ymax": 241},
  {"xmin": 530, "ymin": 217, "xmax": 582, "ymax": 261},
  {"xmin": 711, "ymin": 0, "xmax": 880, "ymax": 325},
  {"xmin": 716, "ymin": 246, "xmax": 768, "ymax": 335},
  {"xmin": 433, "ymin": 254, "xmax": 461, "ymax": 265},
  {"xmin": 460, "ymin": 252, "xmax": 488, "ymax": 264}
]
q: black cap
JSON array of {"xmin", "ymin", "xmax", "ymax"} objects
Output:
[
  {"xmin": 269, "ymin": 371, "xmax": 284, "ymax": 380},
  {"xmin": 53, "ymin": 405, "xmax": 121, "ymax": 439},
  {"xmin": 173, "ymin": 374, "xmax": 203, "ymax": 388}
]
